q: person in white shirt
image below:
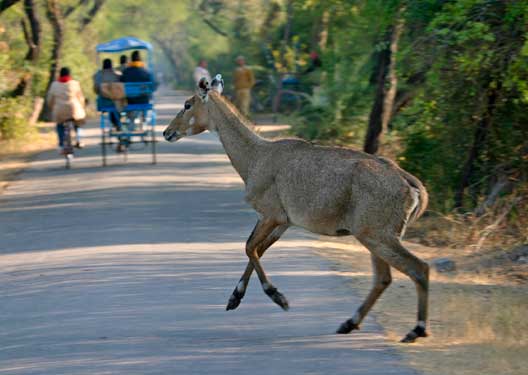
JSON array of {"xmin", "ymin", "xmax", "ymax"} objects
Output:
[{"xmin": 193, "ymin": 59, "xmax": 212, "ymax": 85}]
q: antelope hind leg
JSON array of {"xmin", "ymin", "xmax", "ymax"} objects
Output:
[
  {"xmin": 226, "ymin": 222, "xmax": 289, "ymax": 311},
  {"xmin": 337, "ymin": 254, "xmax": 392, "ymax": 334},
  {"xmin": 370, "ymin": 236, "xmax": 430, "ymax": 343}
]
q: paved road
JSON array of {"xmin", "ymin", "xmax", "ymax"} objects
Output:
[{"xmin": 0, "ymin": 90, "xmax": 419, "ymax": 374}]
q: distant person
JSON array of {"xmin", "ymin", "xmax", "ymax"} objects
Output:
[
  {"xmin": 302, "ymin": 50, "xmax": 323, "ymax": 97},
  {"xmin": 121, "ymin": 50, "xmax": 158, "ymax": 104},
  {"xmin": 193, "ymin": 59, "xmax": 211, "ymax": 85},
  {"xmin": 233, "ymin": 55, "xmax": 255, "ymax": 116},
  {"xmin": 92, "ymin": 58, "xmax": 121, "ymax": 129},
  {"xmin": 118, "ymin": 54, "xmax": 128, "ymax": 73},
  {"xmin": 46, "ymin": 67, "xmax": 87, "ymax": 151},
  {"xmin": 304, "ymin": 51, "xmax": 322, "ymax": 74}
]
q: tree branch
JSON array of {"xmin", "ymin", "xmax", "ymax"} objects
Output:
[
  {"xmin": 63, "ymin": 0, "xmax": 89, "ymax": 19},
  {"xmin": 23, "ymin": 0, "xmax": 40, "ymax": 61},
  {"xmin": 0, "ymin": 0, "xmax": 21, "ymax": 14},
  {"xmin": 201, "ymin": 16, "xmax": 228, "ymax": 37},
  {"xmin": 80, "ymin": 0, "xmax": 105, "ymax": 30}
]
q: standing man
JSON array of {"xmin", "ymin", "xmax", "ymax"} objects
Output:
[
  {"xmin": 193, "ymin": 59, "xmax": 212, "ymax": 86},
  {"xmin": 233, "ymin": 55, "xmax": 255, "ymax": 117}
]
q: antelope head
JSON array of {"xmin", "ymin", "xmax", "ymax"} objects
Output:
[{"xmin": 163, "ymin": 74, "xmax": 224, "ymax": 142}]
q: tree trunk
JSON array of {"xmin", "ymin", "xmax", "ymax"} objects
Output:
[
  {"xmin": 80, "ymin": 0, "xmax": 105, "ymax": 30},
  {"xmin": 23, "ymin": 0, "xmax": 40, "ymax": 61},
  {"xmin": 381, "ymin": 15, "xmax": 404, "ymax": 131},
  {"xmin": 64, "ymin": 0, "xmax": 89, "ymax": 18},
  {"xmin": 42, "ymin": 0, "xmax": 63, "ymax": 120},
  {"xmin": 10, "ymin": 0, "xmax": 41, "ymax": 97},
  {"xmin": 453, "ymin": 86, "xmax": 500, "ymax": 208},
  {"xmin": 363, "ymin": 31, "xmax": 392, "ymax": 155},
  {"xmin": 280, "ymin": 0, "xmax": 293, "ymax": 67},
  {"xmin": 0, "ymin": 0, "xmax": 20, "ymax": 13},
  {"xmin": 363, "ymin": 8, "xmax": 404, "ymax": 155},
  {"xmin": 318, "ymin": 10, "xmax": 330, "ymax": 51}
]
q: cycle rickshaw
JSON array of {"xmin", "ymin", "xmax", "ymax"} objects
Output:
[{"xmin": 95, "ymin": 37, "xmax": 157, "ymax": 166}]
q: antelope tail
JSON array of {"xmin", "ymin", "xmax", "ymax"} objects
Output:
[
  {"xmin": 400, "ymin": 169, "xmax": 428, "ymax": 223},
  {"xmin": 379, "ymin": 157, "xmax": 429, "ymax": 223}
]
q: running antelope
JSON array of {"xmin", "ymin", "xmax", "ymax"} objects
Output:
[{"xmin": 163, "ymin": 76, "xmax": 430, "ymax": 343}]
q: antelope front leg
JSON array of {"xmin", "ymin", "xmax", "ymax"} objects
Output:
[
  {"xmin": 226, "ymin": 225, "xmax": 288, "ymax": 311},
  {"xmin": 245, "ymin": 219, "xmax": 289, "ymax": 310},
  {"xmin": 226, "ymin": 262, "xmax": 254, "ymax": 311}
]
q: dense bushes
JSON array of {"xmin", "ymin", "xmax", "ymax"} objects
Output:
[{"xmin": 0, "ymin": 97, "xmax": 32, "ymax": 141}]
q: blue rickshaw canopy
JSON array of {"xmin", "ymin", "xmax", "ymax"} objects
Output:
[{"xmin": 96, "ymin": 36, "xmax": 153, "ymax": 53}]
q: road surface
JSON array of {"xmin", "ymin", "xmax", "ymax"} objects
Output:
[{"xmin": 0, "ymin": 89, "xmax": 419, "ymax": 374}]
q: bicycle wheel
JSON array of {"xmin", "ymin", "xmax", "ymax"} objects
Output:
[
  {"xmin": 101, "ymin": 128, "xmax": 107, "ymax": 167},
  {"xmin": 63, "ymin": 121, "xmax": 74, "ymax": 169}
]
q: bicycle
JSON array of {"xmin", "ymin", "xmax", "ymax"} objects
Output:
[
  {"xmin": 62, "ymin": 119, "xmax": 75, "ymax": 169},
  {"xmin": 251, "ymin": 73, "xmax": 311, "ymax": 117}
]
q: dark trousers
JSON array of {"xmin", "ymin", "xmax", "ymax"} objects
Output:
[
  {"xmin": 57, "ymin": 123, "xmax": 82, "ymax": 147},
  {"xmin": 109, "ymin": 111, "xmax": 121, "ymax": 130}
]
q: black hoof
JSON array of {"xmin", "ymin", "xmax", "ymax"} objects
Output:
[
  {"xmin": 226, "ymin": 289, "xmax": 244, "ymax": 311},
  {"xmin": 400, "ymin": 325, "xmax": 428, "ymax": 343},
  {"xmin": 264, "ymin": 286, "xmax": 289, "ymax": 311},
  {"xmin": 336, "ymin": 319, "xmax": 360, "ymax": 334}
]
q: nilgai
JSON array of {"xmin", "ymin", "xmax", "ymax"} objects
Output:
[{"xmin": 163, "ymin": 76, "xmax": 430, "ymax": 343}]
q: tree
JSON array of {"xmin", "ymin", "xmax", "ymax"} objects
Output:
[
  {"xmin": 10, "ymin": 0, "xmax": 41, "ymax": 97},
  {"xmin": 41, "ymin": 0, "xmax": 63, "ymax": 119},
  {"xmin": 363, "ymin": 5, "xmax": 404, "ymax": 155},
  {"xmin": 0, "ymin": 0, "xmax": 20, "ymax": 14}
]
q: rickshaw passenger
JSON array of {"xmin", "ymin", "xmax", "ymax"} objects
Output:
[
  {"xmin": 118, "ymin": 54, "xmax": 128, "ymax": 73},
  {"xmin": 93, "ymin": 58, "xmax": 121, "ymax": 94},
  {"xmin": 93, "ymin": 58, "xmax": 121, "ymax": 129},
  {"xmin": 121, "ymin": 50, "xmax": 157, "ymax": 104}
]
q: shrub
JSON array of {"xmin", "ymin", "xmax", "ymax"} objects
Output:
[{"xmin": 0, "ymin": 97, "xmax": 32, "ymax": 141}]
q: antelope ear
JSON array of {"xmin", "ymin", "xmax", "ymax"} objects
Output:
[
  {"xmin": 211, "ymin": 74, "xmax": 224, "ymax": 94},
  {"xmin": 197, "ymin": 77, "xmax": 210, "ymax": 102}
]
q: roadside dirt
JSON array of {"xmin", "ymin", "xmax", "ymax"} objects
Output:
[{"xmin": 0, "ymin": 122, "xmax": 55, "ymax": 193}]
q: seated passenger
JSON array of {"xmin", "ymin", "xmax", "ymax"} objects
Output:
[
  {"xmin": 93, "ymin": 58, "xmax": 121, "ymax": 94},
  {"xmin": 121, "ymin": 50, "xmax": 158, "ymax": 104},
  {"xmin": 118, "ymin": 54, "xmax": 128, "ymax": 73},
  {"xmin": 93, "ymin": 58, "xmax": 121, "ymax": 130}
]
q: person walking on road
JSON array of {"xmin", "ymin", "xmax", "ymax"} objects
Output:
[
  {"xmin": 193, "ymin": 59, "xmax": 212, "ymax": 86},
  {"xmin": 233, "ymin": 55, "xmax": 255, "ymax": 117}
]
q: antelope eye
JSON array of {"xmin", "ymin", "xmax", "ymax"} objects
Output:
[{"xmin": 184, "ymin": 102, "xmax": 192, "ymax": 110}]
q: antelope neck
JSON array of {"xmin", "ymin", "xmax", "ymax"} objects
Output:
[{"xmin": 208, "ymin": 94, "xmax": 264, "ymax": 182}]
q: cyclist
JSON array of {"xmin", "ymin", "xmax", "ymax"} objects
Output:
[{"xmin": 47, "ymin": 67, "xmax": 87, "ymax": 152}]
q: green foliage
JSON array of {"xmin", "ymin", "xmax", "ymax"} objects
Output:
[
  {"xmin": 1, "ymin": 0, "xmax": 526, "ymax": 215},
  {"xmin": 0, "ymin": 97, "xmax": 32, "ymax": 140},
  {"xmin": 397, "ymin": 0, "xmax": 528, "ymax": 210}
]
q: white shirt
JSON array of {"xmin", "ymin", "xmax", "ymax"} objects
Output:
[{"xmin": 193, "ymin": 66, "xmax": 212, "ymax": 85}]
